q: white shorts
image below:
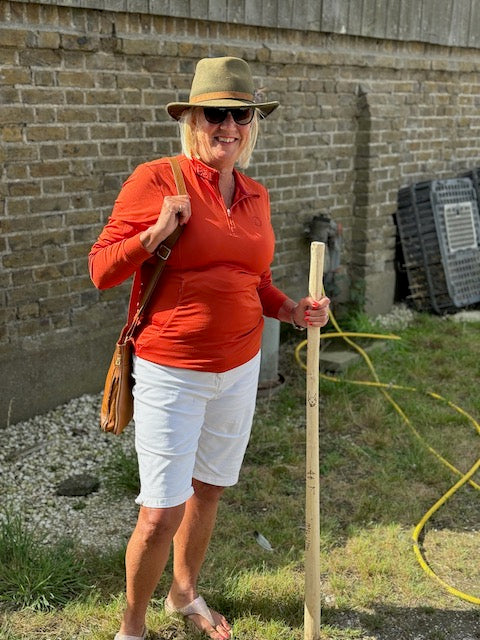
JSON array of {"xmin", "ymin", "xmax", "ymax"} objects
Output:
[{"xmin": 132, "ymin": 352, "xmax": 261, "ymax": 508}]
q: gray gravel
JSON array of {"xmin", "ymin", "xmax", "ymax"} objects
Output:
[
  {"xmin": 0, "ymin": 393, "xmax": 138, "ymax": 550},
  {"xmin": 374, "ymin": 302, "xmax": 416, "ymax": 330}
]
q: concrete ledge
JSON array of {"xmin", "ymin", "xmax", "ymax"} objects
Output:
[
  {"xmin": 321, "ymin": 341, "xmax": 387, "ymax": 373},
  {"xmin": 0, "ymin": 329, "xmax": 118, "ymax": 427}
]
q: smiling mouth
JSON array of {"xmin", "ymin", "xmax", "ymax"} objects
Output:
[{"xmin": 216, "ymin": 136, "xmax": 236, "ymax": 143}]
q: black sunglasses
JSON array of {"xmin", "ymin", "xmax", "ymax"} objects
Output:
[{"xmin": 203, "ymin": 107, "xmax": 255, "ymax": 125}]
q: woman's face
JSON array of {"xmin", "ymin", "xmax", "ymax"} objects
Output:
[{"xmin": 193, "ymin": 108, "xmax": 252, "ymax": 172}]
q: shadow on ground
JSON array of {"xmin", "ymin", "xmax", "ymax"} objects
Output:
[
  {"xmin": 145, "ymin": 604, "xmax": 480, "ymax": 640},
  {"xmin": 323, "ymin": 604, "xmax": 480, "ymax": 640}
]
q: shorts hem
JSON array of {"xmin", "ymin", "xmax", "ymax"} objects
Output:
[
  {"xmin": 193, "ymin": 471, "xmax": 239, "ymax": 487},
  {"xmin": 135, "ymin": 486, "xmax": 194, "ymax": 509}
]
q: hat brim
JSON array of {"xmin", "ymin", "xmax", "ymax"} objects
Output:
[{"xmin": 166, "ymin": 98, "xmax": 279, "ymax": 121}]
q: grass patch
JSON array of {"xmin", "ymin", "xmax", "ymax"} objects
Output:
[
  {"xmin": 103, "ymin": 446, "xmax": 140, "ymax": 496},
  {"xmin": 2, "ymin": 310, "xmax": 480, "ymax": 639},
  {"xmin": 0, "ymin": 512, "xmax": 90, "ymax": 612}
]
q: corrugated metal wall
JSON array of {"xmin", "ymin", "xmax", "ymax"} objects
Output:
[{"xmin": 14, "ymin": 0, "xmax": 480, "ymax": 49}]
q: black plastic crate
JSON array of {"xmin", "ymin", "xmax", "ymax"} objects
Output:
[{"xmin": 395, "ymin": 178, "xmax": 480, "ymax": 314}]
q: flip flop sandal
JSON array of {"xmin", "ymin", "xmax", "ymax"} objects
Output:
[
  {"xmin": 113, "ymin": 628, "xmax": 146, "ymax": 640},
  {"xmin": 165, "ymin": 594, "xmax": 216, "ymax": 628}
]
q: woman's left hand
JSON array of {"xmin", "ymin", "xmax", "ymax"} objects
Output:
[{"xmin": 292, "ymin": 296, "xmax": 330, "ymax": 329}]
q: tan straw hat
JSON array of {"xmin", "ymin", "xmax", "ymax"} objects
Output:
[{"xmin": 166, "ymin": 56, "xmax": 279, "ymax": 121}]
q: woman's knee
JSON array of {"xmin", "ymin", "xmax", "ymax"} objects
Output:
[
  {"xmin": 192, "ymin": 479, "xmax": 225, "ymax": 501},
  {"xmin": 136, "ymin": 504, "xmax": 185, "ymax": 543}
]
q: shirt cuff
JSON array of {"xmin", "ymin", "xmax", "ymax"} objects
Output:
[{"xmin": 123, "ymin": 234, "xmax": 153, "ymax": 266}]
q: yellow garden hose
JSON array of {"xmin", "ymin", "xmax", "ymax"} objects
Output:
[{"xmin": 294, "ymin": 309, "xmax": 480, "ymax": 605}]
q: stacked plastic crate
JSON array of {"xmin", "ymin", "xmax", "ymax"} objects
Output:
[{"xmin": 396, "ymin": 177, "xmax": 480, "ymax": 314}]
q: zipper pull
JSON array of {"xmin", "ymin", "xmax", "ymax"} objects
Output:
[{"xmin": 226, "ymin": 208, "xmax": 231, "ymax": 217}]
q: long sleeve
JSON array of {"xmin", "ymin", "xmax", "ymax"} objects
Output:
[
  {"xmin": 257, "ymin": 268, "xmax": 288, "ymax": 318},
  {"xmin": 88, "ymin": 163, "xmax": 168, "ymax": 289},
  {"xmin": 89, "ymin": 220, "xmax": 152, "ymax": 289}
]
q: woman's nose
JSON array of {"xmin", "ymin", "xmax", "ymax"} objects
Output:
[{"xmin": 220, "ymin": 112, "xmax": 236, "ymax": 127}]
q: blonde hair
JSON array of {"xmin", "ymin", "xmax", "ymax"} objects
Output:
[{"xmin": 178, "ymin": 107, "xmax": 259, "ymax": 169}]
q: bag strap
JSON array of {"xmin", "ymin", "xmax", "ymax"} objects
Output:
[{"xmin": 124, "ymin": 156, "xmax": 186, "ymax": 340}]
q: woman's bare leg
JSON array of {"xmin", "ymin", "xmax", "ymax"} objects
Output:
[
  {"xmin": 118, "ymin": 503, "xmax": 184, "ymax": 637},
  {"xmin": 167, "ymin": 479, "xmax": 231, "ymax": 640}
]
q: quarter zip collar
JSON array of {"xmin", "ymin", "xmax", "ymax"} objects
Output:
[{"xmin": 191, "ymin": 156, "xmax": 259, "ymax": 207}]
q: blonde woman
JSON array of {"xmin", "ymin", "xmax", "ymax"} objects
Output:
[{"xmin": 89, "ymin": 56, "xmax": 329, "ymax": 640}]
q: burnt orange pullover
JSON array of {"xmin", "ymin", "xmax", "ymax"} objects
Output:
[{"xmin": 89, "ymin": 155, "xmax": 288, "ymax": 373}]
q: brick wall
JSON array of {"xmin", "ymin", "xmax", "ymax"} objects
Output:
[{"xmin": 2, "ymin": 1, "xmax": 480, "ymax": 423}]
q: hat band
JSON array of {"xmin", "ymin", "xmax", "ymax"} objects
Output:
[{"xmin": 190, "ymin": 91, "xmax": 253, "ymax": 104}]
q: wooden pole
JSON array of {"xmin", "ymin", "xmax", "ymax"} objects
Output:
[{"xmin": 304, "ymin": 241, "xmax": 325, "ymax": 640}]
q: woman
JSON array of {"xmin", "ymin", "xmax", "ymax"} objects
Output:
[{"xmin": 89, "ymin": 56, "xmax": 329, "ymax": 640}]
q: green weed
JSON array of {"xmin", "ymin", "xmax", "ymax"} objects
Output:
[
  {"xmin": 103, "ymin": 446, "xmax": 140, "ymax": 496},
  {"xmin": 0, "ymin": 512, "xmax": 90, "ymax": 612}
]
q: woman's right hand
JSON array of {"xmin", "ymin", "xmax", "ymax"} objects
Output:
[{"xmin": 140, "ymin": 194, "xmax": 191, "ymax": 253}]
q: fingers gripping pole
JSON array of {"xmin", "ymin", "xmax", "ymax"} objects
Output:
[{"xmin": 304, "ymin": 242, "xmax": 325, "ymax": 640}]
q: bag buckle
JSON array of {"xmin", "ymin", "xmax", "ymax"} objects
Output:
[{"xmin": 156, "ymin": 243, "xmax": 171, "ymax": 260}]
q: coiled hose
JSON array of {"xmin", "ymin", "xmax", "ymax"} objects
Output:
[{"xmin": 294, "ymin": 308, "xmax": 480, "ymax": 605}]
